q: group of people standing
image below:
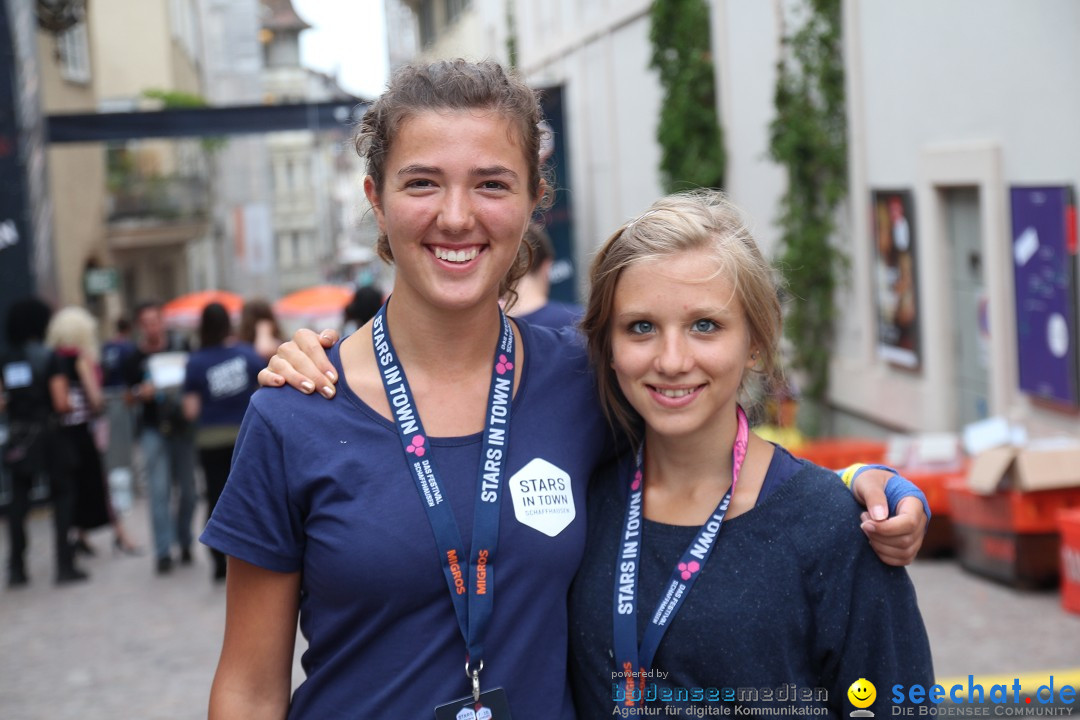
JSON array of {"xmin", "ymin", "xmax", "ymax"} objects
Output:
[
  {"xmin": 1, "ymin": 299, "xmax": 138, "ymax": 586},
  {"xmin": 1, "ymin": 295, "xmax": 282, "ymax": 586}
]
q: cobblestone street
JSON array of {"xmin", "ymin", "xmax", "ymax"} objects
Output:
[{"xmin": 1, "ymin": 498, "xmax": 1079, "ymax": 719}]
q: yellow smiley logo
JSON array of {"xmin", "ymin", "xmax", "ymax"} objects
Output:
[{"xmin": 847, "ymin": 678, "xmax": 876, "ymax": 709}]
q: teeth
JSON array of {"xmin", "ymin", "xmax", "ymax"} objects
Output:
[
  {"xmin": 434, "ymin": 247, "xmax": 480, "ymax": 263},
  {"xmin": 657, "ymin": 387, "xmax": 695, "ymax": 398}
]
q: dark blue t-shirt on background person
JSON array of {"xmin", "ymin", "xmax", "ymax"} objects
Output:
[
  {"xmin": 182, "ymin": 343, "xmax": 263, "ymax": 430},
  {"xmin": 518, "ymin": 300, "xmax": 584, "ymax": 331}
]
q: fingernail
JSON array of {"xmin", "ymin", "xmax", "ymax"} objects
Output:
[
  {"xmin": 861, "ymin": 521, "xmax": 875, "ymax": 534},
  {"xmin": 320, "ymin": 332, "xmax": 334, "ymax": 341},
  {"xmin": 301, "ymin": 380, "xmax": 315, "ymax": 394},
  {"xmin": 871, "ymin": 505, "xmax": 888, "ymax": 521},
  {"xmin": 325, "ymin": 369, "xmax": 338, "ymax": 383},
  {"xmin": 321, "ymin": 385, "xmax": 336, "ymax": 398}
]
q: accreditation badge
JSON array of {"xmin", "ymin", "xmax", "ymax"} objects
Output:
[{"xmin": 433, "ymin": 688, "xmax": 512, "ymax": 720}]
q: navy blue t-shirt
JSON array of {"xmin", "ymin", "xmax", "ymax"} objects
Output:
[
  {"xmin": 519, "ymin": 300, "xmax": 584, "ymax": 331},
  {"xmin": 202, "ymin": 323, "xmax": 614, "ymax": 719},
  {"xmin": 181, "ymin": 342, "xmax": 262, "ymax": 428},
  {"xmin": 101, "ymin": 338, "xmax": 136, "ymax": 388}
]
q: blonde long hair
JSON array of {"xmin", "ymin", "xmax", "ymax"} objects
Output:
[{"xmin": 46, "ymin": 306, "xmax": 100, "ymax": 363}]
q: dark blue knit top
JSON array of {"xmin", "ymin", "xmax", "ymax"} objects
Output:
[{"xmin": 569, "ymin": 445, "xmax": 934, "ymax": 716}]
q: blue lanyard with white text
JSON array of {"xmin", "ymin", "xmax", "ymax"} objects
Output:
[
  {"xmin": 612, "ymin": 405, "xmax": 749, "ymax": 700},
  {"xmin": 372, "ymin": 301, "xmax": 515, "ymax": 695}
]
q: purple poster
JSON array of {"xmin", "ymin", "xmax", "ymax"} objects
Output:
[{"xmin": 1010, "ymin": 186, "xmax": 1079, "ymax": 408}]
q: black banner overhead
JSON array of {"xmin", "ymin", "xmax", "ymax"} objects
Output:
[{"xmin": 46, "ymin": 100, "xmax": 370, "ymax": 143}]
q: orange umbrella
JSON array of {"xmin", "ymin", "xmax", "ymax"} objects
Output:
[
  {"xmin": 162, "ymin": 290, "xmax": 245, "ymax": 328},
  {"xmin": 274, "ymin": 285, "xmax": 354, "ymax": 319}
]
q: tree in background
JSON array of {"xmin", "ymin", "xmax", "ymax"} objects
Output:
[
  {"xmin": 768, "ymin": 0, "xmax": 847, "ymax": 428},
  {"xmin": 649, "ymin": 0, "xmax": 725, "ymax": 192}
]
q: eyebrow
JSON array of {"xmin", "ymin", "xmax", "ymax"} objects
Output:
[
  {"xmin": 615, "ymin": 305, "xmax": 735, "ymax": 320},
  {"xmin": 396, "ymin": 164, "xmax": 520, "ymax": 180},
  {"xmin": 473, "ymin": 165, "xmax": 519, "ymax": 180}
]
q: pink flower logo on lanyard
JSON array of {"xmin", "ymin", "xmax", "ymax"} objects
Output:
[
  {"xmin": 631, "ymin": 469, "xmax": 643, "ymax": 492},
  {"xmin": 495, "ymin": 354, "xmax": 514, "ymax": 375},
  {"xmin": 678, "ymin": 561, "xmax": 701, "ymax": 581},
  {"xmin": 406, "ymin": 435, "xmax": 426, "ymax": 457}
]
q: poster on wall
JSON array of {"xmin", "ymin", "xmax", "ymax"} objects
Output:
[
  {"xmin": 872, "ymin": 190, "xmax": 921, "ymax": 369},
  {"xmin": 1010, "ymin": 185, "xmax": 1079, "ymax": 409}
]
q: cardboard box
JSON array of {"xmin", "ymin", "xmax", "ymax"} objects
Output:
[
  {"xmin": 961, "ymin": 416, "xmax": 1025, "ymax": 456},
  {"xmin": 967, "ymin": 441, "xmax": 1080, "ymax": 495},
  {"xmin": 887, "ymin": 433, "xmax": 963, "ymax": 471}
]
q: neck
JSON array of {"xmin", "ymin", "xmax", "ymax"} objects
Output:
[
  {"xmin": 642, "ymin": 413, "xmax": 740, "ymax": 494},
  {"xmin": 384, "ymin": 291, "xmax": 503, "ymax": 376},
  {"xmin": 142, "ymin": 335, "xmax": 166, "ymax": 353}
]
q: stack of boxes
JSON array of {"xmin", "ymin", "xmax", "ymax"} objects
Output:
[{"xmin": 791, "ymin": 417, "xmax": 1080, "ymax": 614}]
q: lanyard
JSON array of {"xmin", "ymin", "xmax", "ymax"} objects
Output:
[
  {"xmin": 612, "ymin": 405, "xmax": 749, "ymax": 701},
  {"xmin": 372, "ymin": 301, "xmax": 515, "ymax": 699}
]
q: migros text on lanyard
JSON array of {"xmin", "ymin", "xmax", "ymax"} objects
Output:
[
  {"xmin": 612, "ymin": 405, "xmax": 750, "ymax": 706},
  {"xmin": 372, "ymin": 301, "xmax": 515, "ymax": 702}
]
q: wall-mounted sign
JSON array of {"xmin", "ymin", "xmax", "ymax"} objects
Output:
[
  {"xmin": 1010, "ymin": 185, "xmax": 1079, "ymax": 409},
  {"xmin": 872, "ymin": 190, "xmax": 921, "ymax": 369},
  {"xmin": 84, "ymin": 267, "xmax": 119, "ymax": 296}
]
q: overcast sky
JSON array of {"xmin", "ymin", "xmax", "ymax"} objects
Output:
[{"xmin": 292, "ymin": 0, "xmax": 390, "ymax": 99}]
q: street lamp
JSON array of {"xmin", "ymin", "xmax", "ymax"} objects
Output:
[{"xmin": 35, "ymin": 0, "xmax": 86, "ymax": 34}]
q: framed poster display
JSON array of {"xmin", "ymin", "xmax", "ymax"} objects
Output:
[
  {"xmin": 1010, "ymin": 185, "xmax": 1079, "ymax": 409},
  {"xmin": 872, "ymin": 190, "xmax": 921, "ymax": 369}
]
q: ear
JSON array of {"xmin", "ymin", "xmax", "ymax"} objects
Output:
[
  {"xmin": 745, "ymin": 346, "xmax": 760, "ymax": 371},
  {"xmin": 364, "ymin": 176, "xmax": 386, "ymax": 233},
  {"xmin": 532, "ymin": 178, "xmax": 548, "ymax": 215}
]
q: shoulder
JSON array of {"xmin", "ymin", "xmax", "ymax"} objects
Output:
[
  {"xmin": 239, "ymin": 342, "xmax": 265, "ymax": 366},
  {"xmin": 246, "ymin": 367, "xmax": 366, "ymax": 436},
  {"xmin": 520, "ymin": 321, "xmax": 590, "ymax": 375},
  {"xmin": 184, "ymin": 348, "xmax": 210, "ymax": 369},
  {"xmin": 762, "ymin": 458, "xmax": 866, "ymax": 547}
]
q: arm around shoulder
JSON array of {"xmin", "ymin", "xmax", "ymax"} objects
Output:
[{"xmin": 209, "ymin": 558, "xmax": 301, "ymax": 720}]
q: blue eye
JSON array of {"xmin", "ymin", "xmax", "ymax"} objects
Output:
[
  {"xmin": 692, "ymin": 319, "xmax": 718, "ymax": 333},
  {"xmin": 629, "ymin": 321, "xmax": 654, "ymax": 334}
]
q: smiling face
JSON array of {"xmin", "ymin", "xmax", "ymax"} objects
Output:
[
  {"xmin": 364, "ymin": 109, "xmax": 540, "ymax": 315},
  {"xmin": 609, "ymin": 249, "xmax": 757, "ymax": 445},
  {"xmin": 847, "ymin": 679, "xmax": 877, "ymax": 709}
]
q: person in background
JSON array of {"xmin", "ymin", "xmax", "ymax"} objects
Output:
[
  {"xmin": 341, "ymin": 285, "xmax": 384, "ymax": 337},
  {"xmin": 100, "ymin": 316, "xmax": 139, "ymax": 518},
  {"xmin": 101, "ymin": 316, "xmax": 136, "ymax": 389},
  {"xmin": 238, "ymin": 299, "xmax": 284, "ymax": 362},
  {"xmin": 508, "ymin": 222, "xmax": 584, "ymax": 330},
  {"xmin": 124, "ymin": 301, "xmax": 195, "ymax": 575},
  {"xmin": 45, "ymin": 306, "xmax": 140, "ymax": 560},
  {"xmin": 0, "ymin": 298, "xmax": 85, "ymax": 585},
  {"xmin": 181, "ymin": 302, "xmax": 262, "ymax": 581}
]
